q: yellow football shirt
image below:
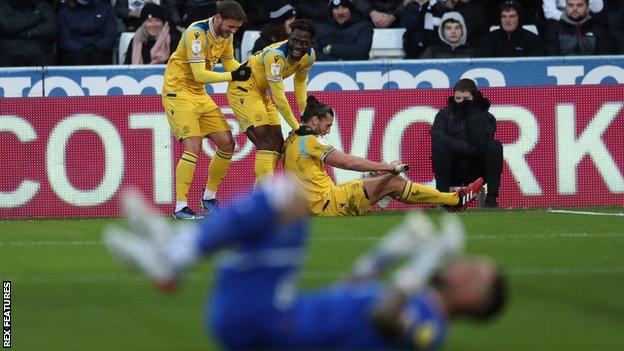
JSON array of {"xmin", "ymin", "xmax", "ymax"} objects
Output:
[
  {"xmin": 163, "ymin": 18, "xmax": 237, "ymax": 96},
  {"xmin": 283, "ymin": 132, "xmax": 336, "ymax": 212},
  {"xmin": 246, "ymin": 40, "xmax": 316, "ymax": 129}
]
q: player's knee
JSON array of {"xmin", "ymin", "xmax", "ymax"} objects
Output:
[
  {"xmin": 215, "ymin": 136, "xmax": 235, "ymax": 153},
  {"xmin": 183, "ymin": 138, "xmax": 202, "ymax": 155}
]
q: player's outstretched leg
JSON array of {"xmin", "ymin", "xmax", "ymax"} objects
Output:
[{"xmin": 104, "ymin": 177, "xmax": 307, "ymax": 291}]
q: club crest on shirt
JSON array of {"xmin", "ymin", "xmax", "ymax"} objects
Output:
[
  {"xmin": 191, "ymin": 40, "xmax": 202, "ymax": 56},
  {"xmin": 270, "ymin": 63, "xmax": 282, "ymax": 80}
]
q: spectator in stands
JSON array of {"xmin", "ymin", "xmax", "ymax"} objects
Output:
[
  {"xmin": 315, "ymin": 0, "xmax": 373, "ymax": 60},
  {"xmin": 58, "ymin": 0, "xmax": 118, "ymax": 65},
  {"xmin": 421, "ymin": 11, "xmax": 474, "ymax": 58},
  {"xmin": 116, "ymin": 0, "xmax": 182, "ymax": 32},
  {"xmin": 542, "ymin": 0, "xmax": 602, "ymax": 21},
  {"xmin": 479, "ymin": 0, "xmax": 543, "ymax": 57},
  {"xmin": 354, "ymin": 0, "xmax": 403, "ymax": 28},
  {"xmin": 606, "ymin": 0, "xmax": 624, "ymax": 54},
  {"xmin": 425, "ymin": 0, "xmax": 486, "ymax": 45},
  {"xmin": 251, "ymin": 2, "xmax": 296, "ymax": 54},
  {"xmin": 0, "ymin": 0, "xmax": 58, "ymax": 67},
  {"xmin": 543, "ymin": 0, "xmax": 613, "ymax": 55},
  {"xmin": 295, "ymin": 0, "xmax": 329, "ymax": 22},
  {"xmin": 181, "ymin": 0, "xmax": 217, "ymax": 27},
  {"xmin": 402, "ymin": 0, "xmax": 430, "ymax": 59},
  {"xmin": 485, "ymin": 0, "xmax": 543, "ymax": 29},
  {"xmin": 124, "ymin": 3, "xmax": 181, "ymax": 64},
  {"xmin": 431, "ymin": 78, "xmax": 503, "ymax": 208}
]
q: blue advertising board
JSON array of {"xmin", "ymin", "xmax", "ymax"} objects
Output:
[{"xmin": 0, "ymin": 56, "xmax": 622, "ymax": 97}]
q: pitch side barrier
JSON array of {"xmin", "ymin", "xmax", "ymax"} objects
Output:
[
  {"xmin": 0, "ymin": 56, "xmax": 623, "ymax": 97},
  {"xmin": 1, "ymin": 85, "xmax": 623, "ymax": 218}
]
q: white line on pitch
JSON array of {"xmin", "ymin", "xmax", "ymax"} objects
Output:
[{"xmin": 548, "ymin": 209, "xmax": 624, "ymax": 217}]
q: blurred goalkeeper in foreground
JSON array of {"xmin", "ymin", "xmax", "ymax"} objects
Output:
[{"xmin": 105, "ymin": 177, "xmax": 506, "ymax": 350}]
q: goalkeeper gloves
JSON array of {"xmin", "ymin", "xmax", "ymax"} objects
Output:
[{"xmin": 231, "ymin": 62, "xmax": 251, "ymax": 81}]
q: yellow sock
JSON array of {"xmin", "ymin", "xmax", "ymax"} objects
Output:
[
  {"xmin": 175, "ymin": 151, "xmax": 198, "ymax": 202},
  {"xmin": 271, "ymin": 150, "xmax": 281, "ymax": 172},
  {"xmin": 255, "ymin": 150, "xmax": 275, "ymax": 181},
  {"xmin": 398, "ymin": 181, "xmax": 459, "ymax": 206},
  {"xmin": 206, "ymin": 148, "xmax": 233, "ymax": 193}
]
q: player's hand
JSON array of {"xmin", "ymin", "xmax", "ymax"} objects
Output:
[
  {"xmin": 231, "ymin": 62, "xmax": 251, "ymax": 81},
  {"xmin": 294, "ymin": 125, "xmax": 314, "ymax": 136}
]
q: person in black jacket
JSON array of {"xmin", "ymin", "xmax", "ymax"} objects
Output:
[
  {"xmin": 543, "ymin": 0, "xmax": 613, "ymax": 55},
  {"xmin": 315, "ymin": 0, "xmax": 373, "ymax": 61},
  {"xmin": 420, "ymin": 11, "xmax": 475, "ymax": 59},
  {"xmin": 430, "ymin": 79, "xmax": 503, "ymax": 208},
  {"xmin": 57, "ymin": 0, "xmax": 118, "ymax": 65},
  {"xmin": 478, "ymin": 0, "xmax": 543, "ymax": 57},
  {"xmin": 0, "ymin": 0, "xmax": 57, "ymax": 67},
  {"xmin": 251, "ymin": 2, "xmax": 296, "ymax": 54}
]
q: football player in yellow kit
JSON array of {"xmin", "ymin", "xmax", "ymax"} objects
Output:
[
  {"xmin": 227, "ymin": 19, "xmax": 317, "ymax": 182},
  {"xmin": 282, "ymin": 96, "xmax": 484, "ymax": 216},
  {"xmin": 162, "ymin": 1, "xmax": 252, "ymax": 219}
]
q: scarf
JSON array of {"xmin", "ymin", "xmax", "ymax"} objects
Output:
[{"xmin": 132, "ymin": 22, "xmax": 171, "ymax": 65}]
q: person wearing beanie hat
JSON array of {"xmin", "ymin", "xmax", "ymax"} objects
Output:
[
  {"xmin": 477, "ymin": 0, "xmax": 543, "ymax": 57},
  {"xmin": 315, "ymin": 0, "xmax": 373, "ymax": 60},
  {"xmin": 252, "ymin": 2, "xmax": 297, "ymax": 53},
  {"xmin": 430, "ymin": 78, "xmax": 503, "ymax": 208},
  {"xmin": 115, "ymin": 0, "xmax": 182, "ymax": 32},
  {"xmin": 124, "ymin": 3, "xmax": 182, "ymax": 64}
]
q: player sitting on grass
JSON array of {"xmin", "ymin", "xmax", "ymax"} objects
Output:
[
  {"xmin": 282, "ymin": 96, "xmax": 484, "ymax": 216},
  {"xmin": 104, "ymin": 177, "xmax": 506, "ymax": 350}
]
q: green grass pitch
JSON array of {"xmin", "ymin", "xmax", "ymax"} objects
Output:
[{"xmin": 1, "ymin": 208, "xmax": 624, "ymax": 350}]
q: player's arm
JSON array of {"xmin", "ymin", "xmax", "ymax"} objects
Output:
[
  {"xmin": 324, "ymin": 149, "xmax": 395, "ymax": 173},
  {"xmin": 265, "ymin": 51, "xmax": 300, "ymax": 130},
  {"xmin": 220, "ymin": 36, "xmax": 243, "ymax": 72},
  {"xmin": 185, "ymin": 30, "xmax": 248, "ymax": 83},
  {"xmin": 294, "ymin": 50, "xmax": 316, "ymax": 112}
]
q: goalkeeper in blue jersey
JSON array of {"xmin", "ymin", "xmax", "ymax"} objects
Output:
[{"xmin": 104, "ymin": 177, "xmax": 506, "ymax": 350}]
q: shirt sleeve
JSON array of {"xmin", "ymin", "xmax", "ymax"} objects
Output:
[
  {"xmin": 184, "ymin": 29, "xmax": 207, "ymax": 64},
  {"xmin": 294, "ymin": 49, "xmax": 316, "ymax": 113},
  {"xmin": 305, "ymin": 136, "xmax": 335, "ymax": 161}
]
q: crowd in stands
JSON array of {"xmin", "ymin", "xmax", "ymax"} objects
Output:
[{"xmin": 0, "ymin": 0, "xmax": 622, "ymax": 67}]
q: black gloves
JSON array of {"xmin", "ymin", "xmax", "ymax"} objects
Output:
[
  {"xmin": 231, "ymin": 62, "xmax": 251, "ymax": 81},
  {"xmin": 294, "ymin": 125, "xmax": 314, "ymax": 136}
]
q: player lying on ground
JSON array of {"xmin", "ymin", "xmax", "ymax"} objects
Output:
[
  {"xmin": 282, "ymin": 96, "xmax": 484, "ymax": 216},
  {"xmin": 104, "ymin": 177, "xmax": 506, "ymax": 350}
]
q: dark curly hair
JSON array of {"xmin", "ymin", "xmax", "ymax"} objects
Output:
[
  {"xmin": 289, "ymin": 18, "xmax": 317, "ymax": 38},
  {"xmin": 301, "ymin": 95, "xmax": 333, "ymax": 122}
]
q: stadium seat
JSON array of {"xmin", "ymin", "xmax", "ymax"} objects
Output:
[
  {"xmin": 489, "ymin": 24, "xmax": 539, "ymax": 35},
  {"xmin": 118, "ymin": 32, "xmax": 136, "ymax": 65},
  {"xmin": 369, "ymin": 28, "xmax": 406, "ymax": 60},
  {"xmin": 240, "ymin": 30, "xmax": 260, "ymax": 62}
]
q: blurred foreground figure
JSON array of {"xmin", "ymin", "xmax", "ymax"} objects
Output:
[{"xmin": 104, "ymin": 177, "xmax": 506, "ymax": 350}]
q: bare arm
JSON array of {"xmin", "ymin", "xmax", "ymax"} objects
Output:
[{"xmin": 324, "ymin": 149, "xmax": 394, "ymax": 172}]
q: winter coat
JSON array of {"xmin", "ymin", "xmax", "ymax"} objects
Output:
[
  {"xmin": 0, "ymin": 0, "xmax": 57, "ymax": 65},
  {"xmin": 543, "ymin": 13, "xmax": 613, "ymax": 55},
  {"xmin": 58, "ymin": 1, "xmax": 118, "ymax": 53},
  {"xmin": 315, "ymin": 12, "xmax": 373, "ymax": 61},
  {"xmin": 430, "ymin": 93, "xmax": 497, "ymax": 156},
  {"xmin": 478, "ymin": 27, "xmax": 543, "ymax": 57},
  {"xmin": 354, "ymin": 0, "xmax": 404, "ymax": 18},
  {"xmin": 421, "ymin": 12, "xmax": 475, "ymax": 59}
]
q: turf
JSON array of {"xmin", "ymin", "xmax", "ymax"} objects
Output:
[{"xmin": 1, "ymin": 208, "xmax": 624, "ymax": 350}]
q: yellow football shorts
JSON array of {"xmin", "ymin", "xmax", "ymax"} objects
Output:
[
  {"xmin": 316, "ymin": 179, "xmax": 372, "ymax": 217},
  {"xmin": 162, "ymin": 92, "xmax": 230, "ymax": 141},
  {"xmin": 227, "ymin": 82, "xmax": 280, "ymax": 132}
]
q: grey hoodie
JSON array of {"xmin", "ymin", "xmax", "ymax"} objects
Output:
[{"xmin": 438, "ymin": 12, "xmax": 467, "ymax": 50}]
